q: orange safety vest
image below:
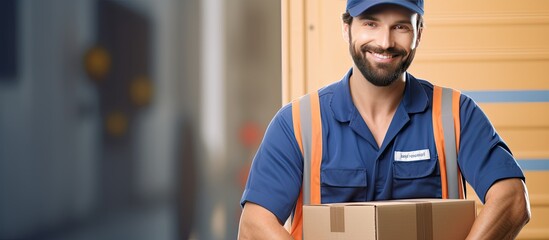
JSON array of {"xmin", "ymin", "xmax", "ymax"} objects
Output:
[{"xmin": 289, "ymin": 85, "xmax": 465, "ymax": 240}]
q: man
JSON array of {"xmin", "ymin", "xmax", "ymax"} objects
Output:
[{"xmin": 239, "ymin": 0, "xmax": 530, "ymax": 239}]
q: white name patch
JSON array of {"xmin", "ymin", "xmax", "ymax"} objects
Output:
[{"xmin": 394, "ymin": 149, "xmax": 431, "ymax": 162}]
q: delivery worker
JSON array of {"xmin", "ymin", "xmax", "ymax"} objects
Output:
[{"xmin": 238, "ymin": 0, "xmax": 530, "ymax": 239}]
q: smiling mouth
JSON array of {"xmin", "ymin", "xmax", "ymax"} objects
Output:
[
  {"xmin": 370, "ymin": 52, "xmax": 397, "ymax": 59},
  {"xmin": 367, "ymin": 51, "xmax": 401, "ymax": 63}
]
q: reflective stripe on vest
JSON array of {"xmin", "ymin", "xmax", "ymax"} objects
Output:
[
  {"xmin": 290, "ymin": 91, "xmax": 323, "ymax": 240},
  {"xmin": 432, "ymin": 86, "xmax": 465, "ymax": 199},
  {"xmin": 290, "ymin": 86, "xmax": 465, "ymax": 239}
]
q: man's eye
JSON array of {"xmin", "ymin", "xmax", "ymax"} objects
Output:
[
  {"xmin": 394, "ymin": 25, "xmax": 411, "ymax": 31},
  {"xmin": 364, "ymin": 22, "xmax": 377, "ymax": 27}
]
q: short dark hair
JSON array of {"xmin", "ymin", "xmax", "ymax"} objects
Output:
[
  {"xmin": 342, "ymin": 11, "xmax": 353, "ymax": 25},
  {"xmin": 341, "ymin": 11, "xmax": 424, "ymax": 29}
]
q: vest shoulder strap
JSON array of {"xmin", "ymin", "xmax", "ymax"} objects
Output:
[
  {"xmin": 290, "ymin": 91, "xmax": 323, "ymax": 240},
  {"xmin": 432, "ymin": 85, "xmax": 465, "ymax": 199}
]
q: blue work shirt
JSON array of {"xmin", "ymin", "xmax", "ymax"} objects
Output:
[{"xmin": 240, "ymin": 69, "xmax": 525, "ymax": 223}]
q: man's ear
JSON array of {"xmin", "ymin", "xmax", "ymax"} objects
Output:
[
  {"xmin": 342, "ymin": 22, "xmax": 350, "ymax": 43},
  {"xmin": 415, "ymin": 27, "xmax": 423, "ymax": 48}
]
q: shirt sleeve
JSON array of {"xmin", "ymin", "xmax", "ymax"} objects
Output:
[
  {"xmin": 240, "ymin": 104, "xmax": 304, "ymax": 223},
  {"xmin": 458, "ymin": 95, "xmax": 525, "ymax": 203}
]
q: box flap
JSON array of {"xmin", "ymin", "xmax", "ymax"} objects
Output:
[
  {"xmin": 376, "ymin": 203, "xmax": 418, "ymax": 239},
  {"xmin": 304, "ymin": 204, "xmax": 376, "ymax": 239}
]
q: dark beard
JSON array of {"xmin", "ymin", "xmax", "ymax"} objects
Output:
[{"xmin": 349, "ymin": 35, "xmax": 416, "ymax": 87}]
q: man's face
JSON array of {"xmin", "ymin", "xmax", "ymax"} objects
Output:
[{"xmin": 345, "ymin": 5, "xmax": 421, "ymax": 86}]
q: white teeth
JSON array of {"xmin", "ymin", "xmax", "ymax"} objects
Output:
[{"xmin": 372, "ymin": 52, "xmax": 392, "ymax": 59}]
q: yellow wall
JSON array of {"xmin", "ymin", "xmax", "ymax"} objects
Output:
[{"xmin": 282, "ymin": 1, "xmax": 549, "ymax": 239}]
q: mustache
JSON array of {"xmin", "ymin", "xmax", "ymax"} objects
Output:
[{"xmin": 360, "ymin": 44, "xmax": 407, "ymax": 57}]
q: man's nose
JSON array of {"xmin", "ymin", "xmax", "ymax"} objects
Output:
[{"xmin": 375, "ymin": 27, "xmax": 395, "ymax": 50}]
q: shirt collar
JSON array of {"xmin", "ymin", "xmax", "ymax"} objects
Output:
[{"xmin": 330, "ymin": 68, "xmax": 429, "ymax": 122}]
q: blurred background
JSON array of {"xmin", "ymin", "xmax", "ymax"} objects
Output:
[{"xmin": 0, "ymin": 0, "xmax": 281, "ymax": 239}]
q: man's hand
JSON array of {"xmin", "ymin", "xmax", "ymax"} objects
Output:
[
  {"xmin": 466, "ymin": 178, "xmax": 531, "ymax": 240},
  {"xmin": 238, "ymin": 202, "xmax": 293, "ymax": 240}
]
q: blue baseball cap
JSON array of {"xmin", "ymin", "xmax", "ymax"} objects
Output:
[{"xmin": 346, "ymin": 0, "xmax": 424, "ymax": 17}]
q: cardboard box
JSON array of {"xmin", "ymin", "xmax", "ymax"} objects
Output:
[{"xmin": 304, "ymin": 199, "xmax": 476, "ymax": 240}]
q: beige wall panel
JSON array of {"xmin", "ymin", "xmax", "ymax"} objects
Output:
[
  {"xmin": 409, "ymin": 60, "xmax": 549, "ymax": 90},
  {"xmin": 282, "ymin": 0, "xmax": 307, "ymax": 103},
  {"xmin": 412, "ymin": 1, "xmax": 549, "ymax": 92},
  {"xmin": 525, "ymin": 172, "xmax": 549, "ymax": 206},
  {"xmin": 480, "ymin": 103, "xmax": 549, "ymax": 160},
  {"xmin": 420, "ymin": 23, "xmax": 549, "ymax": 51},
  {"xmin": 304, "ymin": 0, "xmax": 351, "ymax": 92},
  {"xmin": 479, "ymin": 103, "xmax": 549, "ymax": 158},
  {"xmin": 286, "ymin": 0, "xmax": 549, "ymax": 94},
  {"xmin": 496, "ymin": 129, "xmax": 549, "ymax": 159},
  {"xmin": 480, "ymin": 103, "xmax": 549, "ymax": 129},
  {"xmin": 426, "ymin": 1, "xmax": 549, "ymax": 14}
]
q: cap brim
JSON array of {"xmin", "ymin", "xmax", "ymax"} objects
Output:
[{"xmin": 348, "ymin": 0, "xmax": 424, "ymax": 17}]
